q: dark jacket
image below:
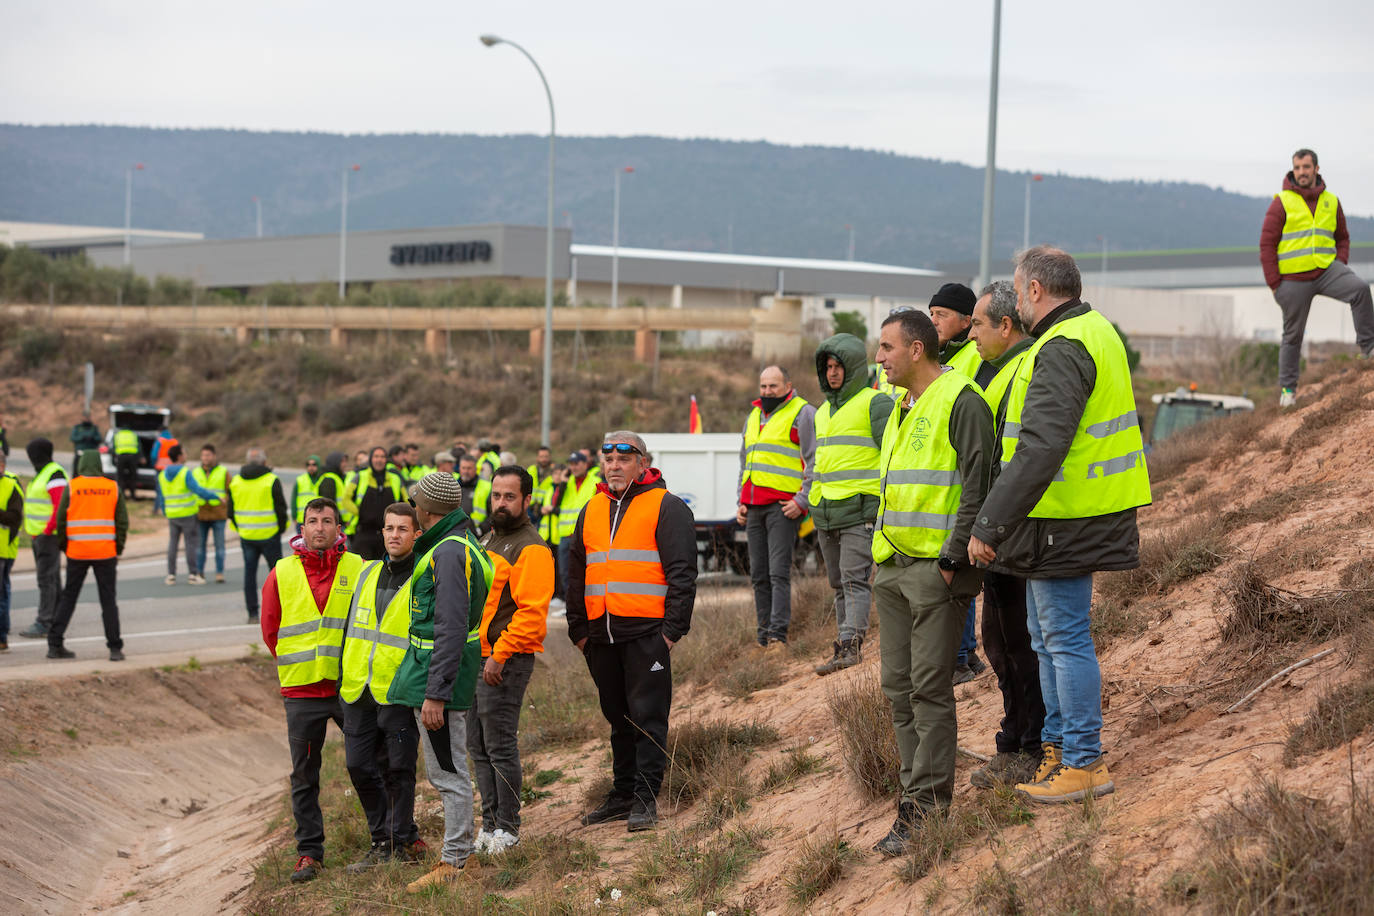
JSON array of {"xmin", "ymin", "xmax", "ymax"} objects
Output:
[
  {"xmin": 566, "ymin": 469, "xmax": 698, "ymax": 646},
  {"xmin": 375, "ymin": 550, "xmax": 417, "ymax": 626},
  {"xmin": 971, "ymin": 300, "xmax": 1142, "ymax": 577},
  {"xmin": 319, "ymin": 452, "xmax": 346, "ymax": 502},
  {"xmin": 56, "ymin": 449, "xmax": 129, "ymax": 555},
  {"xmin": 810, "ymin": 333, "xmax": 894, "ymax": 532},
  {"xmin": 974, "ymin": 335, "xmax": 1035, "ymax": 398},
  {"xmin": 227, "ymin": 462, "xmax": 289, "ymax": 538},
  {"xmin": 70, "ymin": 421, "xmax": 102, "ymax": 452},
  {"xmin": 1259, "ymin": 172, "xmax": 1351, "ymax": 290}
]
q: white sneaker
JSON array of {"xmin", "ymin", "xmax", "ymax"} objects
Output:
[
  {"xmin": 488, "ymin": 829, "xmax": 519, "ymax": 854},
  {"xmin": 548, "ymin": 597, "xmax": 566, "ymax": 610},
  {"xmin": 474, "ymin": 829, "xmax": 495, "ymax": 853},
  {"xmin": 1279, "ymin": 389, "xmax": 1296, "ymax": 408},
  {"xmin": 164, "ymin": 574, "xmax": 176, "ymax": 586},
  {"xmin": 188, "ymin": 574, "xmax": 207, "ymax": 585}
]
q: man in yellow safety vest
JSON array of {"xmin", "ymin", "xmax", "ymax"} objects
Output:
[{"xmin": 229, "ymin": 447, "xmax": 290, "ymax": 622}]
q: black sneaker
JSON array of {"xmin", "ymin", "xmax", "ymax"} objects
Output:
[
  {"xmin": 345, "ymin": 844, "xmax": 394, "ymax": 874},
  {"xmin": 581, "ymin": 793, "xmax": 635, "ymax": 826},
  {"xmin": 19, "ymin": 624, "xmax": 47, "ymax": 639},
  {"xmin": 952, "ymin": 664, "xmax": 976, "ymax": 685},
  {"xmin": 47, "ymin": 646, "xmax": 76, "ymax": 660},
  {"xmin": 814, "ymin": 641, "xmax": 845, "ymax": 677},
  {"xmin": 626, "ymin": 797, "xmax": 658, "ymax": 832},
  {"xmin": 968, "ymin": 653, "xmax": 987, "ymax": 676},
  {"xmin": 109, "ymin": 648, "xmax": 126, "ymax": 662},
  {"xmin": 874, "ymin": 801, "xmax": 918, "ymax": 857}
]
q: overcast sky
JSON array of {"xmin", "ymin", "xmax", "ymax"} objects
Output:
[{"xmin": 4, "ymin": 0, "xmax": 1373, "ymax": 219}]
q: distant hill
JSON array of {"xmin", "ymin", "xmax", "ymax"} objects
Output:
[{"xmin": 4, "ymin": 124, "xmax": 1370, "ymax": 268}]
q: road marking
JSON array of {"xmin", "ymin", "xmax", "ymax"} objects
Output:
[{"xmin": 5, "ymin": 623, "xmax": 261, "ymax": 651}]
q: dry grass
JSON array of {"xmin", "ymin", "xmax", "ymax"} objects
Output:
[
  {"xmin": 1284, "ymin": 671, "xmax": 1374, "ymax": 766},
  {"xmin": 759, "ymin": 743, "xmax": 825, "ymax": 793},
  {"xmin": 1285, "ymin": 391, "xmax": 1373, "ymax": 453},
  {"xmin": 824, "ymin": 668, "xmax": 900, "ymax": 799},
  {"xmin": 973, "ymin": 846, "xmax": 1143, "ymax": 916},
  {"xmin": 659, "ymin": 720, "xmax": 778, "ymax": 810},
  {"xmin": 1219, "ymin": 558, "xmax": 1374, "ymax": 650},
  {"xmin": 898, "ymin": 787, "xmax": 1036, "ymax": 883},
  {"xmin": 519, "ymin": 657, "xmax": 603, "ymax": 752},
  {"xmin": 1094, "ymin": 515, "xmax": 1228, "ymax": 618},
  {"xmin": 719, "ymin": 655, "xmax": 784, "ymax": 699},
  {"xmin": 670, "ymin": 584, "xmax": 755, "ymax": 688},
  {"xmin": 1218, "ymin": 481, "xmax": 1331, "ymax": 531},
  {"xmin": 629, "ymin": 825, "xmax": 768, "ymax": 911},
  {"xmin": 785, "ymin": 830, "xmax": 856, "ymax": 908}
]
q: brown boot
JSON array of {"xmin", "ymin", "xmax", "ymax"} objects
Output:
[
  {"xmin": 406, "ymin": 859, "xmax": 479, "ymax": 893},
  {"xmin": 814, "ymin": 641, "xmax": 846, "ymax": 676}
]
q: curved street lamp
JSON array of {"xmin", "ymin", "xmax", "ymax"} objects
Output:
[{"xmin": 481, "ymin": 33, "xmax": 556, "ymax": 445}]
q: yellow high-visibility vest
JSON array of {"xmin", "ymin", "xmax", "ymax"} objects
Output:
[
  {"xmin": 229, "ymin": 473, "xmax": 280, "ymax": 540},
  {"xmin": 812, "ymin": 388, "xmax": 882, "ymax": 502},
  {"xmin": 1275, "ymin": 189, "xmax": 1339, "ymax": 274},
  {"xmin": 161, "ymin": 467, "xmax": 199, "ymax": 519},
  {"xmin": 273, "ymin": 552, "xmax": 364, "ymax": 688},
  {"xmin": 741, "ymin": 395, "xmax": 807, "ymax": 494},
  {"xmin": 340, "ymin": 559, "xmax": 413, "ymax": 704}
]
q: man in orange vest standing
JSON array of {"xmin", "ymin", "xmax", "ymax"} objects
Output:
[
  {"xmin": 567, "ymin": 431, "xmax": 697, "ymax": 833},
  {"xmin": 1260, "ymin": 147, "xmax": 1374, "ymax": 406},
  {"xmin": 46, "ymin": 450, "xmax": 127, "ymax": 661}
]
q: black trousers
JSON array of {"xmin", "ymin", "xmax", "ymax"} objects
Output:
[
  {"xmin": 584, "ymin": 632, "xmax": 672, "ymax": 803},
  {"xmin": 115, "ymin": 454, "xmax": 140, "ymax": 499},
  {"xmin": 31, "ymin": 534, "xmax": 62, "ymax": 631},
  {"xmin": 241, "ymin": 537, "xmax": 282, "ymax": 617},
  {"xmin": 49, "ymin": 557, "xmax": 122, "ymax": 650},
  {"xmin": 283, "ymin": 696, "xmax": 343, "ymax": 861},
  {"xmin": 341, "ymin": 693, "xmax": 420, "ymax": 848},
  {"xmin": 981, "ymin": 571, "xmax": 1046, "ymax": 755}
]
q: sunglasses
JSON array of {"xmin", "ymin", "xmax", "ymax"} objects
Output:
[
  {"xmin": 601, "ymin": 443, "xmax": 643, "ymax": 456},
  {"xmin": 888, "ymin": 305, "xmax": 916, "ymax": 315}
]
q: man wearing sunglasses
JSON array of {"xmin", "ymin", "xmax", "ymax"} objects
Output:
[
  {"xmin": 736, "ymin": 365, "xmax": 817, "ymax": 650},
  {"xmin": 567, "ymin": 432, "xmax": 697, "ymax": 833}
]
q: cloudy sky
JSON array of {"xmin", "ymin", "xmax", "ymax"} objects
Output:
[{"xmin": 4, "ymin": 0, "xmax": 1373, "ymax": 216}]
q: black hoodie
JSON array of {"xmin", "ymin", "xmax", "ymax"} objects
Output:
[{"xmin": 565, "ymin": 468, "xmax": 698, "ymax": 646}]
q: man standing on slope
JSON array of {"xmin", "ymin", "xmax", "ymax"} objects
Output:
[
  {"xmin": 969, "ymin": 246, "xmax": 1151, "ymax": 805},
  {"xmin": 1260, "ymin": 147, "xmax": 1374, "ymax": 406},
  {"xmin": 388, "ymin": 472, "xmax": 492, "ymax": 893},
  {"xmin": 260, "ymin": 497, "xmax": 364, "ymax": 884}
]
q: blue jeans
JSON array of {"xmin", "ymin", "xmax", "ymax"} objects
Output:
[
  {"xmin": 957, "ymin": 599, "xmax": 977, "ymax": 665},
  {"xmin": 197, "ymin": 519, "xmax": 227, "ymax": 575},
  {"xmin": 0, "ymin": 556, "xmax": 12, "ymax": 637},
  {"xmin": 1025, "ymin": 575, "xmax": 1101, "ymax": 768}
]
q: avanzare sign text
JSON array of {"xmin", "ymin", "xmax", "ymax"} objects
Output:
[{"xmin": 390, "ymin": 241, "xmax": 493, "ymax": 266}]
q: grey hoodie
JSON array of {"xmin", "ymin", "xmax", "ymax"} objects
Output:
[{"xmin": 809, "ymin": 333, "xmax": 894, "ymax": 531}]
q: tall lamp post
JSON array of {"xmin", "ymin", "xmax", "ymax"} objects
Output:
[
  {"xmin": 611, "ymin": 165, "xmax": 634, "ymax": 308},
  {"xmin": 1022, "ymin": 174, "xmax": 1042, "ymax": 250},
  {"xmin": 338, "ymin": 164, "xmax": 360, "ymax": 301},
  {"xmin": 123, "ymin": 162, "xmax": 144, "ymax": 267},
  {"xmin": 481, "ymin": 33, "xmax": 556, "ymax": 445},
  {"xmin": 976, "ymin": 0, "xmax": 1002, "ymax": 291},
  {"xmin": 253, "ymin": 195, "xmax": 263, "ymax": 238}
]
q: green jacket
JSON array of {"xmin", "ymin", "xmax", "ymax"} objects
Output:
[
  {"xmin": 809, "ymin": 332, "xmax": 894, "ymax": 531},
  {"xmin": 387, "ymin": 508, "xmax": 492, "ymax": 711}
]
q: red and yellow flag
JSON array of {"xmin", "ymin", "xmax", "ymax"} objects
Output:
[{"xmin": 689, "ymin": 395, "xmax": 703, "ymax": 434}]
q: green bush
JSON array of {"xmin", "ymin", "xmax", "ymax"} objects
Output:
[
  {"xmin": 832, "ymin": 310, "xmax": 867, "ymax": 340},
  {"xmin": 18, "ymin": 328, "xmax": 64, "ymax": 368},
  {"xmin": 319, "ymin": 392, "xmax": 379, "ymax": 432},
  {"xmin": 1113, "ymin": 322, "xmax": 1142, "ymax": 373}
]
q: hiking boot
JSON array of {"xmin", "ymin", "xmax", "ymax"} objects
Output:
[
  {"xmin": 18, "ymin": 624, "xmax": 46, "ymax": 639},
  {"xmin": 874, "ymin": 800, "xmax": 918, "ymax": 857},
  {"xmin": 1029, "ymin": 742, "xmax": 1062, "ymax": 784},
  {"xmin": 0, "ymin": 638, "xmax": 8, "ymax": 651},
  {"xmin": 967, "ymin": 653, "xmax": 987, "ymax": 676},
  {"xmin": 290, "ymin": 855, "xmax": 322, "ymax": 884},
  {"xmin": 400, "ymin": 839, "xmax": 429, "ymax": 863},
  {"xmin": 405, "ymin": 860, "xmax": 477, "ymax": 893},
  {"xmin": 215, "ymin": 572, "xmax": 225, "ymax": 584},
  {"xmin": 814, "ymin": 641, "xmax": 846, "ymax": 676},
  {"xmin": 764, "ymin": 639, "xmax": 788, "ymax": 655},
  {"xmin": 47, "ymin": 646, "xmax": 75, "ymax": 660},
  {"xmin": 1279, "ymin": 388, "xmax": 1296, "ymax": 408},
  {"xmin": 1017, "ymin": 755, "xmax": 1114, "ymax": 804},
  {"xmin": 581, "ymin": 793, "xmax": 635, "ymax": 826},
  {"xmin": 474, "ymin": 828, "xmax": 495, "ymax": 854},
  {"xmin": 109, "ymin": 648, "xmax": 125, "ymax": 662},
  {"xmin": 836, "ymin": 634, "xmax": 864, "ymax": 670},
  {"xmin": 749, "ymin": 640, "xmax": 768, "ymax": 654},
  {"xmin": 345, "ymin": 843, "xmax": 395, "ymax": 874},
  {"xmin": 487, "ymin": 828, "xmax": 520, "ymax": 853},
  {"xmin": 627, "ymin": 797, "xmax": 658, "ymax": 832},
  {"xmin": 188, "ymin": 573, "xmax": 207, "ymax": 585},
  {"xmin": 952, "ymin": 663, "xmax": 976, "ymax": 685},
  {"xmin": 970, "ymin": 751, "xmax": 1037, "ymax": 789}
]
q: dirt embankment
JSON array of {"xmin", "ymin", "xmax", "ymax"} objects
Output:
[{"xmin": 0, "ymin": 660, "xmax": 285, "ymax": 915}]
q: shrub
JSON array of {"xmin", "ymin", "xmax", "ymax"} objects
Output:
[
  {"xmin": 660, "ymin": 719, "xmax": 778, "ymax": 807},
  {"xmin": 832, "ymin": 311, "xmax": 867, "ymax": 340},
  {"xmin": 786, "ymin": 832, "xmax": 855, "ymax": 908},
  {"xmin": 1283, "ymin": 674, "xmax": 1374, "ymax": 765},
  {"xmin": 18, "ymin": 327, "xmax": 63, "ymax": 368},
  {"xmin": 825, "ymin": 668, "xmax": 900, "ymax": 799},
  {"xmin": 1220, "ymin": 558, "xmax": 1374, "ymax": 650},
  {"xmin": 319, "ymin": 391, "xmax": 379, "ymax": 432}
]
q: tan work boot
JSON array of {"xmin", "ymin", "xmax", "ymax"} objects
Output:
[
  {"xmin": 1029, "ymin": 742, "xmax": 1062, "ymax": 784},
  {"xmin": 405, "ymin": 859, "xmax": 479, "ymax": 893},
  {"xmin": 1016, "ymin": 756, "xmax": 1114, "ymax": 804}
]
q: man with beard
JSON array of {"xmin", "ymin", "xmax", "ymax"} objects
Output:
[
  {"xmin": 1260, "ymin": 147, "xmax": 1374, "ymax": 405},
  {"xmin": 469, "ymin": 466, "xmax": 553, "ymax": 854}
]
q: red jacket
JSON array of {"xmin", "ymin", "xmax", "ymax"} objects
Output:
[
  {"xmin": 260, "ymin": 533, "xmax": 349, "ymax": 698},
  {"xmin": 1259, "ymin": 172, "xmax": 1350, "ymax": 290}
]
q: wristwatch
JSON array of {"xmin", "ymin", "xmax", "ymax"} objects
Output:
[{"xmin": 937, "ymin": 556, "xmax": 961, "ymax": 572}]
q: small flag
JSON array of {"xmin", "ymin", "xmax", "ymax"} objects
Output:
[{"xmin": 689, "ymin": 395, "xmax": 703, "ymax": 434}]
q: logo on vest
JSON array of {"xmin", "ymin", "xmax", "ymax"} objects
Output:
[
  {"xmin": 650, "ymin": 661, "xmax": 665, "ymax": 672},
  {"xmin": 909, "ymin": 417, "xmax": 932, "ymax": 452},
  {"xmin": 338, "ymin": 575, "xmax": 349, "ymax": 587}
]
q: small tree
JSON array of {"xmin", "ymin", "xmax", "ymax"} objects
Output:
[
  {"xmin": 832, "ymin": 311, "xmax": 867, "ymax": 340},
  {"xmin": 1112, "ymin": 322, "xmax": 1142, "ymax": 373}
]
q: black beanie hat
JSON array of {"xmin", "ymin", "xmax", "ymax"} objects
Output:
[{"xmin": 928, "ymin": 282, "xmax": 977, "ymax": 316}]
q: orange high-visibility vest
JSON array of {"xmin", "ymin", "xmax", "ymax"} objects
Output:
[
  {"xmin": 65, "ymin": 475, "xmax": 119, "ymax": 560},
  {"xmin": 582, "ymin": 488, "xmax": 669, "ymax": 621},
  {"xmin": 155, "ymin": 436, "xmax": 180, "ymax": 471}
]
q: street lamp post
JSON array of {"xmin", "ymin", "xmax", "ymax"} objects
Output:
[
  {"xmin": 611, "ymin": 166, "xmax": 633, "ymax": 308},
  {"xmin": 253, "ymin": 195, "xmax": 263, "ymax": 238},
  {"xmin": 123, "ymin": 163, "xmax": 144, "ymax": 267},
  {"xmin": 1022, "ymin": 174, "xmax": 1042, "ymax": 251},
  {"xmin": 481, "ymin": 33, "xmax": 556, "ymax": 445},
  {"xmin": 976, "ymin": 0, "xmax": 1002, "ymax": 291},
  {"xmin": 338, "ymin": 164, "xmax": 360, "ymax": 301}
]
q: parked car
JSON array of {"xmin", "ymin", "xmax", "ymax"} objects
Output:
[
  {"xmin": 100, "ymin": 403, "xmax": 172, "ymax": 493},
  {"xmin": 1148, "ymin": 386, "xmax": 1254, "ymax": 446}
]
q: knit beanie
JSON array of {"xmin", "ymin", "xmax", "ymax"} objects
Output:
[
  {"xmin": 928, "ymin": 282, "xmax": 977, "ymax": 316},
  {"xmin": 411, "ymin": 471, "xmax": 463, "ymax": 516}
]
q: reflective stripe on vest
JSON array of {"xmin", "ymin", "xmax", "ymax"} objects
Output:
[
  {"xmin": 273, "ymin": 551, "xmax": 364, "ymax": 687},
  {"xmin": 113, "ymin": 429, "xmax": 140, "ymax": 455},
  {"xmin": 340, "ymin": 559, "xmax": 414, "ymax": 704},
  {"xmin": 1275, "ymin": 190, "xmax": 1339, "ymax": 274},
  {"xmin": 294, "ymin": 473, "xmax": 319, "ymax": 523},
  {"xmin": 872, "ymin": 370, "xmax": 976, "ymax": 563},
  {"xmin": 192, "ymin": 465, "xmax": 227, "ymax": 507},
  {"xmin": 583, "ymin": 488, "xmax": 669, "ymax": 621},
  {"xmin": 0, "ymin": 475, "xmax": 19, "ymax": 560},
  {"xmin": 1001, "ymin": 309, "xmax": 1152, "ymax": 519},
  {"xmin": 64, "ymin": 475, "xmax": 120, "ymax": 560},
  {"xmin": 557, "ymin": 471, "xmax": 600, "ymax": 539},
  {"xmin": 813, "ymin": 387, "xmax": 882, "ymax": 501},
  {"xmin": 229, "ymin": 473, "xmax": 280, "ymax": 540},
  {"xmin": 741, "ymin": 395, "xmax": 807, "ymax": 494},
  {"xmin": 161, "ymin": 467, "xmax": 199, "ymax": 518},
  {"xmin": 23, "ymin": 462, "xmax": 64, "ymax": 537}
]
